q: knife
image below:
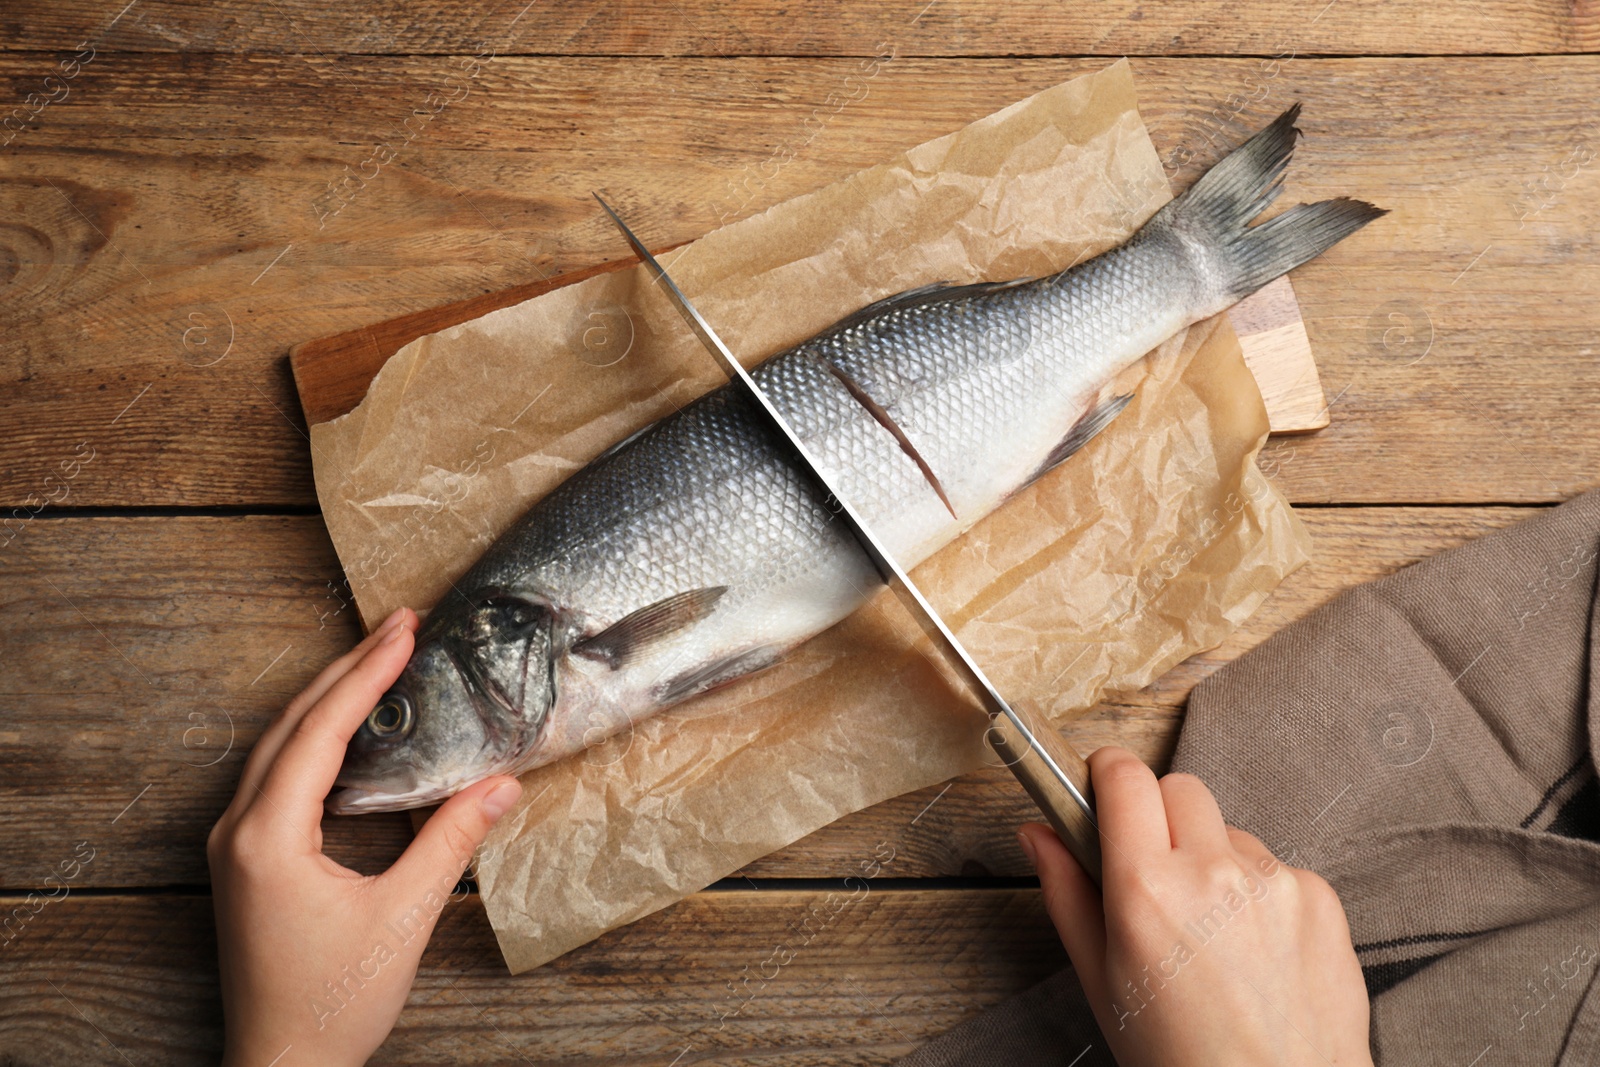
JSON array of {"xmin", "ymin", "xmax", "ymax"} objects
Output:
[{"xmin": 594, "ymin": 194, "xmax": 1103, "ymax": 884}]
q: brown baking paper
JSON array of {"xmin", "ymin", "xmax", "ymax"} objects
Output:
[{"xmin": 309, "ymin": 59, "xmax": 1313, "ymax": 973}]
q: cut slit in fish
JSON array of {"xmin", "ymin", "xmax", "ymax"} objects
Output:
[
  {"xmin": 822, "ymin": 357, "xmax": 959, "ymax": 520},
  {"xmin": 815, "ymin": 277, "xmax": 1042, "ymax": 521}
]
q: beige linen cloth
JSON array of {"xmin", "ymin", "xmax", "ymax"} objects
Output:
[{"xmin": 901, "ymin": 489, "xmax": 1600, "ymax": 1065}]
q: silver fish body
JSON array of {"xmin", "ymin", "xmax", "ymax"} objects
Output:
[{"xmin": 330, "ymin": 105, "xmax": 1382, "ymax": 813}]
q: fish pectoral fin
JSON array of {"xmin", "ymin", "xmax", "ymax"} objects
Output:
[
  {"xmin": 572, "ymin": 586, "xmax": 729, "ymax": 669},
  {"xmin": 1023, "ymin": 393, "xmax": 1135, "ymax": 490},
  {"xmin": 657, "ymin": 646, "xmax": 783, "ymax": 706}
]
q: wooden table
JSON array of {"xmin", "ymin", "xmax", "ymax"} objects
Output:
[{"xmin": 2, "ymin": 2, "xmax": 1596, "ymax": 1062}]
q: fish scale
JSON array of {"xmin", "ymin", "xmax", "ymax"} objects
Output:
[{"xmin": 329, "ymin": 105, "xmax": 1385, "ymax": 813}]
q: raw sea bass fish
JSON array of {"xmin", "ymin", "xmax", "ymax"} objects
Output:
[{"xmin": 329, "ymin": 105, "xmax": 1382, "ymax": 814}]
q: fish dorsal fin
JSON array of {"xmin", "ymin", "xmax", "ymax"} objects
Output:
[
  {"xmin": 821, "ymin": 277, "xmax": 1035, "ymax": 337},
  {"xmin": 1024, "ymin": 393, "xmax": 1135, "ymax": 490},
  {"xmin": 572, "ymin": 586, "xmax": 729, "ymax": 668},
  {"xmin": 589, "ymin": 420, "xmax": 656, "ymax": 465}
]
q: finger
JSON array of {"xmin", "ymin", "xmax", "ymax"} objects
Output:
[
  {"xmin": 1158, "ymin": 772, "xmax": 1229, "ymax": 852},
  {"xmin": 384, "ymin": 776, "xmax": 522, "ymax": 903},
  {"xmin": 1226, "ymin": 826, "xmax": 1283, "ymax": 874},
  {"xmin": 234, "ymin": 608, "xmax": 415, "ymax": 804},
  {"xmin": 1087, "ymin": 747, "xmax": 1171, "ymax": 877},
  {"xmin": 1019, "ymin": 823, "xmax": 1106, "ymax": 991},
  {"xmin": 250, "ymin": 621, "xmax": 416, "ymax": 836}
]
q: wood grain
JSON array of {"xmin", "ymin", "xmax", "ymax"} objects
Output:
[
  {"xmin": 0, "ymin": 889, "xmax": 1067, "ymax": 1065},
  {"xmin": 0, "ymin": 506, "xmax": 1531, "ymax": 889},
  {"xmin": 3, "ymin": 11, "xmax": 1589, "ymax": 1060},
  {"xmin": 1, "ymin": 0, "xmax": 1595, "ymax": 56},
  {"xmin": 3, "ymin": 57, "xmax": 1598, "ymax": 507}
]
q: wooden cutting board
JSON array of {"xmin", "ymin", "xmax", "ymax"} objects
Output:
[{"xmin": 289, "ymin": 264, "xmax": 1327, "ymax": 433}]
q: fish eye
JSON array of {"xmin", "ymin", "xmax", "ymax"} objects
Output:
[{"xmin": 367, "ymin": 694, "xmax": 414, "ymax": 738}]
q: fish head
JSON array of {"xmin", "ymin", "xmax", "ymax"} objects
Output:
[{"xmin": 327, "ymin": 592, "xmax": 560, "ymax": 814}]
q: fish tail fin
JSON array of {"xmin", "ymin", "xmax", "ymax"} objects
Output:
[{"xmin": 1163, "ymin": 104, "xmax": 1386, "ymax": 301}]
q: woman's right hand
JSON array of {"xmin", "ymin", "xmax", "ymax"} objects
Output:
[{"xmin": 1018, "ymin": 747, "xmax": 1373, "ymax": 1066}]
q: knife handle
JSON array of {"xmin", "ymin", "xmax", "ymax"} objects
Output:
[{"xmin": 987, "ymin": 703, "xmax": 1103, "ymax": 885}]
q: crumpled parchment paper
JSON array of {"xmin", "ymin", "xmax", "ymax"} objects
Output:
[{"xmin": 308, "ymin": 59, "xmax": 1313, "ymax": 973}]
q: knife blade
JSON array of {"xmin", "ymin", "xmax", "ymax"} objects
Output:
[{"xmin": 593, "ymin": 193, "xmax": 1102, "ymax": 883}]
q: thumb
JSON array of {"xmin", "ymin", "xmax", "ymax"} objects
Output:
[
  {"xmin": 385, "ymin": 776, "xmax": 522, "ymax": 900},
  {"xmin": 1019, "ymin": 823, "xmax": 1107, "ymax": 988}
]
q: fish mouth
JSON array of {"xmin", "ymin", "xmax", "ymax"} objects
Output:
[
  {"xmin": 325, "ymin": 764, "xmax": 448, "ymax": 815},
  {"xmin": 325, "ymin": 780, "xmax": 456, "ymax": 815},
  {"xmin": 326, "ymin": 750, "xmax": 526, "ymax": 815}
]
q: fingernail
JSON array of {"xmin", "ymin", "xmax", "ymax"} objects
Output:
[
  {"xmin": 376, "ymin": 607, "xmax": 406, "ymax": 635},
  {"xmin": 481, "ymin": 780, "xmax": 522, "ymax": 821},
  {"xmin": 380, "ymin": 619, "xmax": 408, "ymax": 646},
  {"xmin": 1016, "ymin": 829, "xmax": 1038, "ymax": 866}
]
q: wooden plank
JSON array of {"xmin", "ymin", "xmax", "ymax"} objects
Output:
[
  {"xmin": 1232, "ymin": 277, "xmax": 1329, "ymax": 434},
  {"xmin": 0, "ymin": 888, "xmax": 1066, "ymax": 1065},
  {"xmin": 3, "ymin": 56, "xmax": 1598, "ymax": 508},
  {"xmin": 0, "ymin": 506, "xmax": 1531, "ymax": 889},
  {"xmin": 2, "ymin": 0, "xmax": 1595, "ymax": 56}
]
